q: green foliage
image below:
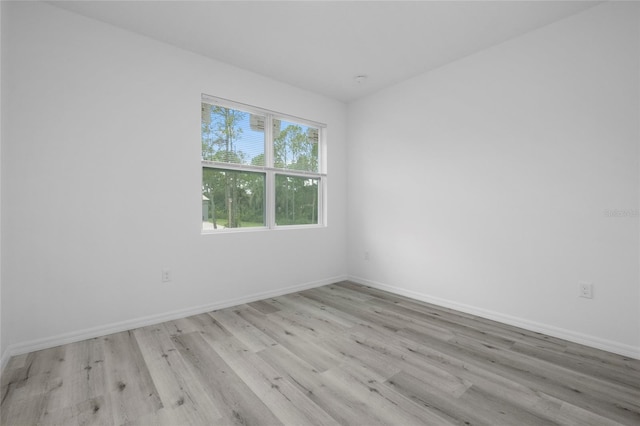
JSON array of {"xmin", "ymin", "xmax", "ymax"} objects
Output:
[
  {"xmin": 201, "ymin": 104, "xmax": 246, "ymax": 163},
  {"xmin": 275, "ymin": 175, "xmax": 318, "ymax": 225},
  {"xmin": 274, "ymin": 124, "xmax": 318, "ymax": 172},
  {"xmin": 202, "ymin": 104, "xmax": 262, "ymax": 228},
  {"xmin": 273, "ymin": 124, "xmax": 319, "ymax": 225},
  {"xmin": 202, "ymin": 168, "xmax": 264, "ymax": 228}
]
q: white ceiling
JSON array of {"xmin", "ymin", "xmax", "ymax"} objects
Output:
[{"xmin": 50, "ymin": 1, "xmax": 601, "ymax": 103}]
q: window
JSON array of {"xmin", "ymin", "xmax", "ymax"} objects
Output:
[{"xmin": 201, "ymin": 95, "xmax": 326, "ymax": 232}]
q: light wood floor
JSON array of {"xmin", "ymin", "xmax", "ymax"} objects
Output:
[{"xmin": 2, "ymin": 282, "xmax": 640, "ymax": 425}]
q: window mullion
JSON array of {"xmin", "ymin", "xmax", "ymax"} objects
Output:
[
  {"xmin": 319, "ymin": 176, "xmax": 326, "ymax": 226},
  {"xmin": 265, "ymin": 113, "xmax": 273, "ymax": 168},
  {"xmin": 265, "ymin": 172, "xmax": 275, "ymax": 229},
  {"xmin": 319, "ymin": 127, "xmax": 326, "ymax": 225},
  {"xmin": 265, "ymin": 114, "xmax": 275, "ymax": 229}
]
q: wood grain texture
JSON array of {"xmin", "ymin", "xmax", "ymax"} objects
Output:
[{"xmin": 2, "ymin": 281, "xmax": 639, "ymax": 425}]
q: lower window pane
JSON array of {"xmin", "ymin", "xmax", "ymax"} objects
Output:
[
  {"xmin": 202, "ymin": 168, "xmax": 265, "ymax": 230},
  {"xmin": 275, "ymin": 175, "xmax": 319, "ymax": 226}
]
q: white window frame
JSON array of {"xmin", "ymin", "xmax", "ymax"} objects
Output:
[{"xmin": 201, "ymin": 94, "xmax": 327, "ymax": 233}]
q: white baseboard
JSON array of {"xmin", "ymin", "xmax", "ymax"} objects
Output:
[
  {"xmin": 4, "ymin": 273, "xmax": 636, "ymax": 375},
  {"xmin": 348, "ymin": 275, "xmax": 640, "ymax": 360},
  {"xmin": 0, "ymin": 275, "xmax": 348, "ymax": 374}
]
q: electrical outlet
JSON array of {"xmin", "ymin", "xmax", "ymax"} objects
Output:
[
  {"xmin": 364, "ymin": 251, "xmax": 370, "ymax": 261},
  {"xmin": 579, "ymin": 281, "xmax": 593, "ymax": 299},
  {"xmin": 162, "ymin": 269, "xmax": 172, "ymax": 283}
]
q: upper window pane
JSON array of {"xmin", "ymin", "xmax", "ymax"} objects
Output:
[
  {"xmin": 201, "ymin": 103, "xmax": 265, "ymax": 166},
  {"xmin": 273, "ymin": 119, "xmax": 319, "ymax": 172}
]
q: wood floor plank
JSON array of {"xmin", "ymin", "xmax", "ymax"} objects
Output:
[
  {"xmin": 277, "ymin": 293, "xmax": 359, "ymax": 329},
  {"xmin": 345, "ymin": 326, "xmax": 472, "ymax": 397},
  {"xmin": 257, "ymin": 343, "xmax": 327, "ymax": 397},
  {"xmin": 2, "ymin": 281, "xmax": 639, "ymax": 425},
  {"xmin": 1, "ymin": 344, "xmax": 81, "ymax": 426},
  {"xmin": 318, "ymin": 331, "xmax": 404, "ymax": 383},
  {"xmin": 341, "ymin": 281, "xmax": 570, "ymax": 352},
  {"xmin": 209, "ymin": 307, "xmax": 279, "ymax": 352},
  {"xmin": 132, "ymin": 324, "xmax": 224, "ymax": 424},
  {"xmin": 173, "ymin": 331, "xmax": 283, "ymax": 425},
  {"xmin": 388, "ymin": 370, "xmax": 538, "ymax": 426},
  {"xmin": 392, "ymin": 326, "xmax": 637, "ymax": 426},
  {"xmin": 37, "ymin": 337, "xmax": 107, "ymax": 419},
  {"xmin": 101, "ymin": 331, "xmax": 164, "ymax": 424},
  {"xmin": 210, "ymin": 335, "xmax": 341, "ymax": 426},
  {"xmin": 235, "ymin": 306, "xmax": 342, "ymax": 372},
  {"xmin": 123, "ymin": 403, "xmax": 222, "ymax": 426},
  {"xmin": 321, "ymin": 364, "xmax": 458, "ymax": 426},
  {"xmin": 248, "ymin": 299, "xmax": 281, "ymax": 315},
  {"xmin": 272, "ymin": 304, "xmax": 354, "ymax": 339},
  {"xmin": 510, "ymin": 340, "xmax": 640, "ymax": 389},
  {"xmin": 399, "ymin": 324, "xmax": 640, "ymax": 425},
  {"xmin": 165, "ymin": 312, "xmax": 233, "ymax": 342},
  {"xmin": 41, "ymin": 395, "xmax": 114, "ymax": 426},
  {"xmin": 450, "ymin": 334, "xmax": 640, "ymax": 421}
]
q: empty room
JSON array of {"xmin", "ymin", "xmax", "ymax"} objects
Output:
[{"xmin": 1, "ymin": 0, "xmax": 639, "ymax": 425}]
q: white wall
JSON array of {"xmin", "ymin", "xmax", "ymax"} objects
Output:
[
  {"xmin": 2, "ymin": 0, "xmax": 638, "ymax": 364},
  {"xmin": 1, "ymin": 1, "xmax": 348, "ymax": 357},
  {"xmin": 348, "ymin": 2, "xmax": 640, "ymax": 357}
]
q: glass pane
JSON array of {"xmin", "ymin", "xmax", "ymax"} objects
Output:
[
  {"xmin": 202, "ymin": 168, "xmax": 265, "ymax": 230},
  {"xmin": 201, "ymin": 103, "xmax": 265, "ymax": 166},
  {"xmin": 273, "ymin": 119, "xmax": 319, "ymax": 172},
  {"xmin": 275, "ymin": 175, "xmax": 319, "ymax": 226}
]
